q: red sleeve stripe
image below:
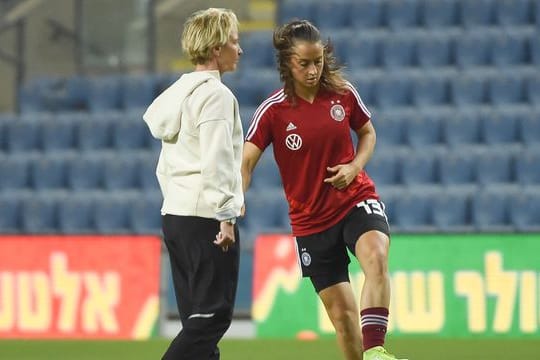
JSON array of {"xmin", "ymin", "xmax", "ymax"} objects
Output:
[
  {"xmin": 245, "ymin": 89, "xmax": 286, "ymax": 140},
  {"xmin": 346, "ymin": 81, "xmax": 371, "ymax": 118}
]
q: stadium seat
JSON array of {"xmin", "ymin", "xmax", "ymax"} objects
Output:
[
  {"xmin": 519, "ymin": 109, "xmax": 540, "ymax": 146},
  {"xmin": 348, "ymin": 73, "xmax": 376, "ymax": 107},
  {"xmin": 488, "ymin": 74, "xmax": 525, "ymax": 105},
  {"xmin": 374, "ymin": 75, "xmax": 412, "ymax": 108},
  {"xmin": 349, "ymin": 0, "xmax": 384, "ymax": 29},
  {"xmin": 380, "ymin": 36, "xmax": 416, "ymax": 68},
  {"xmin": 475, "ymin": 149, "xmax": 514, "ymax": 185},
  {"xmin": 102, "ymin": 153, "xmax": 139, "ymax": 190},
  {"xmin": 531, "ymin": 36, "xmax": 540, "ymax": 67},
  {"xmin": 432, "ymin": 189, "xmax": 472, "ymax": 232},
  {"xmin": 385, "ymin": 0, "xmax": 420, "ymax": 29},
  {"xmin": 454, "ymin": 32, "xmax": 492, "ymax": 68},
  {"xmin": 526, "ymin": 73, "xmax": 540, "ymax": 105},
  {"xmin": 401, "ymin": 150, "xmax": 438, "ymax": 185},
  {"xmin": 460, "ymin": 0, "xmax": 495, "ymax": 27},
  {"xmin": 314, "ymin": 0, "xmax": 350, "ymax": 30},
  {"xmin": 57, "ymin": 193, "xmax": 95, "ymax": 233},
  {"xmin": 442, "ymin": 110, "xmax": 482, "ymax": 146},
  {"xmin": 93, "ymin": 193, "xmax": 133, "ymax": 234},
  {"xmin": 277, "ymin": 0, "xmax": 315, "ymax": 24},
  {"xmin": 244, "ymin": 189, "xmax": 289, "ymax": 233},
  {"xmin": 515, "ymin": 151, "xmax": 540, "ymax": 185},
  {"xmin": 41, "ymin": 119, "xmax": 77, "ymax": 152},
  {"xmin": 21, "ymin": 192, "xmax": 60, "ymax": 233},
  {"xmin": 137, "ymin": 151, "xmax": 160, "ymax": 190},
  {"xmin": 438, "ymin": 150, "xmax": 476, "ymax": 185},
  {"xmin": 511, "ymin": 188, "xmax": 540, "ymax": 232},
  {"xmin": 346, "ymin": 34, "xmax": 380, "ymax": 68},
  {"xmin": 404, "ymin": 112, "xmax": 443, "ymax": 148},
  {"xmin": 240, "ymin": 31, "xmax": 274, "ymax": 68},
  {"xmin": 328, "ymin": 30, "xmax": 350, "ymax": 66},
  {"xmin": 411, "ymin": 76, "xmax": 449, "ymax": 107},
  {"xmin": 373, "ymin": 111, "xmax": 406, "ymax": 147},
  {"xmin": 494, "ymin": 0, "xmax": 532, "ymax": 26},
  {"xmin": 87, "ymin": 76, "xmax": 122, "ymax": 112},
  {"xmin": 393, "ymin": 189, "xmax": 434, "ymax": 232},
  {"xmin": 450, "ymin": 75, "xmax": 487, "ymax": 106},
  {"xmin": 0, "ymin": 192, "xmax": 24, "ymax": 233},
  {"xmin": 481, "ymin": 110, "xmax": 519, "ymax": 145},
  {"xmin": 491, "ymin": 31, "xmax": 528, "ymax": 67},
  {"xmin": 129, "ymin": 192, "xmax": 162, "ymax": 234},
  {"xmin": 421, "ymin": 0, "xmax": 459, "ymax": 28},
  {"xmin": 0, "ymin": 114, "xmax": 15, "ymax": 151},
  {"xmin": 0, "ymin": 154, "xmax": 31, "ymax": 190},
  {"xmin": 112, "ymin": 115, "xmax": 150, "ymax": 149},
  {"xmin": 416, "ymin": 34, "xmax": 453, "ymax": 68},
  {"xmin": 63, "ymin": 76, "xmax": 90, "ymax": 110},
  {"xmin": 472, "ymin": 185, "xmax": 515, "ymax": 232},
  {"xmin": 365, "ymin": 150, "xmax": 401, "ymax": 185},
  {"xmin": 121, "ymin": 75, "xmax": 156, "ymax": 109},
  {"xmin": 77, "ymin": 114, "xmax": 114, "ymax": 151},
  {"xmin": 66, "ymin": 153, "xmax": 103, "ymax": 190},
  {"xmin": 240, "ymin": 106, "xmax": 257, "ymax": 130},
  {"xmin": 6, "ymin": 119, "xmax": 41, "ymax": 153},
  {"xmin": 251, "ymin": 150, "xmax": 282, "ymax": 190},
  {"xmin": 30, "ymin": 153, "xmax": 70, "ymax": 190}
]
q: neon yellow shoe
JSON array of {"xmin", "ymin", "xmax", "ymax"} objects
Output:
[{"xmin": 363, "ymin": 346, "xmax": 408, "ymax": 360}]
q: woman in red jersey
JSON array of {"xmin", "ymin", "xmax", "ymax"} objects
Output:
[{"xmin": 241, "ymin": 20, "xmax": 406, "ymax": 360}]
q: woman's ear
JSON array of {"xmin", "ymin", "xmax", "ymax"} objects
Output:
[{"xmin": 213, "ymin": 46, "xmax": 222, "ymax": 57}]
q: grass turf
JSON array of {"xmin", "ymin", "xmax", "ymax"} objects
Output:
[{"xmin": 0, "ymin": 338, "xmax": 538, "ymax": 359}]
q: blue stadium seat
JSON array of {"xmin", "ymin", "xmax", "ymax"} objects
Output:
[
  {"xmin": 365, "ymin": 151, "xmax": 401, "ymax": 185},
  {"xmin": 240, "ymin": 106, "xmax": 257, "ymax": 130},
  {"xmin": 475, "ymin": 149, "xmax": 514, "ymax": 185},
  {"xmin": 432, "ymin": 189, "xmax": 472, "ymax": 232},
  {"xmin": 112, "ymin": 115, "xmax": 150, "ymax": 150},
  {"xmin": 438, "ymin": 150, "xmax": 476, "ymax": 185},
  {"xmin": 66, "ymin": 153, "xmax": 103, "ymax": 190},
  {"xmin": 442, "ymin": 110, "xmax": 482, "ymax": 146},
  {"xmin": 30, "ymin": 153, "xmax": 70, "ymax": 190},
  {"xmin": 87, "ymin": 76, "xmax": 122, "ymax": 112},
  {"xmin": 0, "ymin": 154, "xmax": 31, "ymax": 190},
  {"xmin": 346, "ymin": 34, "xmax": 379, "ymax": 68},
  {"xmin": 21, "ymin": 192, "xmax": 60, "ymax": 233},
  {"xmin": 277, "ymin": 0, "xmax": 315, "ymax": 24},
  {"xmin": 0, "ymin": 114, "xmax": 15, "ymax": 151},
  {"xmin": 531, "ymin": 36, "xmax": 540, "ymax": 67},
  {"xmin": 526, "ymin": 73, "xmax": 540, "ymax": 105},
  {"xmin": 460, "ymin": 0, "xmax": 495, "ymax": 27},
  {"xmin": 385, "ymin": 0, "xmax": 420, "ymax": 29},
  {"xmin": 349, "ymin": 0, "xmax": 384, "ymax": 29},
  {"xmin": 328, "ymin": 30, "xmax": 350, "ymax": 65},
  {"xmin": 519, "ymin": 109, "xmax": 540, "ymax": 146},
  {"xmin": 348, "ymin": 73, "xmax": 376, "ymax": 107},
  {"xmin": 41, "ymin": 119, "xmax": 77, "ymax": 152},
  {"xmin": 491, "ymin": 32, "xmax": 528, "ymax": 67},
  {"xmin": 57, "ymin": 193, "xmax": 95, "ymax": 233},
  {"xmin": 314, "ymin": 0, "xmax": 350, "ymax": 30},
  {"xmin": 244, "ymin": 189, "xmax": 289, "ymax": 233},
  {"xmin": 240, "ymin": 31, "xmax": 274, "ymax": 68},
  {"xmin": 404, "ymin": 112, "xmax": 443, "ymax": 148},
  {"xmin": 63, "ymin": 76, "xmax": 90, "ymax": 110},
  {"xmin": 488, "ymin": 74, "xmax": 525, "ymax": 105},
  {"xmin": 393, "ymin": 189, "xmax": 434, "ymax": 232},
  {"xmin": 455, "ymin": 32, "xmax": 492, "ymax": 68},
  {"xmin": 421, "ymin": 0, "xmax": 459, "ymax": 28},
  {"xmin": 494, "ymin": 0, "xmax": 532, "ymax": 26},
  {"xmin": 411, "ymin": 76, "xmax": 449, "ymax": 107},
  {"xmin": 121, "ymin": 75, "xmax": 156, "ymax": 109},
  {"xmin": 511, "ymin": 188, "xmax": 540, "ymax": 232},
  {"xmin": 515, "ymin": 151, "xmax": 540, "ymax": 185},
  {"xmin": 380, "ymin": 36, "xmax": 416, "ymax": 68},
  {"xmin": 401, "ymin": 150, "xmax": 438, "ymax": 185},
  {"xmin": 77, "ymin": 114, "xmax": 114, "ymax": 151},
  {"xmin": 374, "ymin": 76, "xmax": 412, "ymax": 109},
  {"xmin": 481, "ymin": 110, "xmax": 519, "ymax": 145},
  {"xmin": 138, "ymin": 151, "xmax": 160, "ymax": 190},
  {"xmin": 102, "ymin": 153, "xmax": 139, "ymax": 190},
  {"xmin": 450, "ymin": 75, "xmax": 487, "ymax": 106},
  {"xmin": 6, "ymin": 119, "xmax": 41, "ymax": 153},
  {"xmin": 416, "ymin": 34, "xmax": 452, "ymax": 68},
  {"xmin": 373, "ymin": 111, "xmax": 406, "ymax": 147},
  {"xmin": 93, "ymin": 193, "xmax": 133, "ymax": 234},
  {"xmin": 0, "ymin": 192, "xmax": 24, "ymax": 233},
  {"xmin": 251, "ymin": 150, "xmax": 282, "ymax": 190},
  {"xmin": 129, "ymin": 192, "xmax": 162, "ymax": 234},
  {"xmin": 472, "ymin": 185, "xmax": 515, "ymax": 232}
]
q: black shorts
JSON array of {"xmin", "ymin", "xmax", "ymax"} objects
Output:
[{"xmin": 295, "ymin": 199, "xmax": 390, "ymax": 293}]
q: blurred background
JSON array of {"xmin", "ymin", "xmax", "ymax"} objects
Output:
[{"xmin": 0, "ymin": 0, "xmax": 539, "ymax": 351}]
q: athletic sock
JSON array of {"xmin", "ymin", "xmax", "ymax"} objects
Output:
[{"xmin": 360, "ymin": 307, "xmax": 388, "ymax": 351}]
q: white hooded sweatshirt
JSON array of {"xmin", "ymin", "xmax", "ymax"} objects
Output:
[{"xmin": 143, "ymin": 70, "xmax": 243, "ymax": 221}]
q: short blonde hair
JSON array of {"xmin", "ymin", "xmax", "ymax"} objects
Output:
[{"xmin": 181, "ymin": 8, "xmax": 239, "ymax": 65}]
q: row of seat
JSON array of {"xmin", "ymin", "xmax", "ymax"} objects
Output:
[
  {"xmin": 0, "ymin": 185, "xmax": 538, "ymax": 238},
  {"xmin": 279, "ymin": 0, "xmax": 540, "ymax": 30},
  {"xmin": 242, "ymin": 27, "xmax": 539, "ymax": 69}
]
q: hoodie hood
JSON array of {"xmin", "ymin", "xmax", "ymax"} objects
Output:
[{"xmin": 143, "ymin": 71, "xmax": 220, "ymax": 141}]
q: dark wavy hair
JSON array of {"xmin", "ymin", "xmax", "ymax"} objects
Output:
[{"xmin": 273, "ymin": 20, "xmax": 348, "ymax": 104}]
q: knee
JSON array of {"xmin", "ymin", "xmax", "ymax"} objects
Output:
[{"xmin": 329, "ymin": 307, "xmax": 359, "ymax": 336}]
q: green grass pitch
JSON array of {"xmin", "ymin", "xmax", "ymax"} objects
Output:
[{"xmin": 0, "ymin": 338, "xmax": 537, "ymax": 359}]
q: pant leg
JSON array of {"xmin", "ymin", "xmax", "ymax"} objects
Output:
[{"xmin": 162, "ymin": 215, "xmax": 240, "ymax": 360}]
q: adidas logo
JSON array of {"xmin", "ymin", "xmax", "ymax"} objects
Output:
[{"xmin": 286, "ymin": 122, "xmax": 297, "ymax": 131}]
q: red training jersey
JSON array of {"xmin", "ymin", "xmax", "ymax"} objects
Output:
[{"xmin": 245, "ymin": 82, "xmax": 380, "ymax": 236}]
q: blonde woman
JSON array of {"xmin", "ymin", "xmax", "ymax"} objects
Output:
[{"xmin": 143, "ymin": 8, "xmax": 243, "ymax": 360}]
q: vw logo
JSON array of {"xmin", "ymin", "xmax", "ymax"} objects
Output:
[{"xmin": 285, "ymin": 133, "xmax": 302, "ymax": 150}]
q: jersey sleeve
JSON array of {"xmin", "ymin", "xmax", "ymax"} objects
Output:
[
  {"xmin": 244, "ymin": 98, "xmax": 276, "ymax": 151},
  {"xmin": 346, "ymin": 82, "xmax": 372, "ymax": 131}
]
